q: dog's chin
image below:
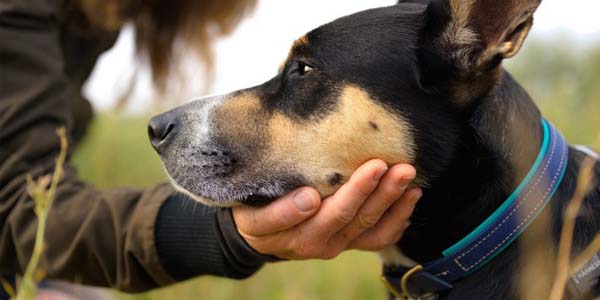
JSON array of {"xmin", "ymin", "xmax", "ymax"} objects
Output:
[{"xmin": 166, "ymin": 173, "xmax": 295, "ymax": 208}]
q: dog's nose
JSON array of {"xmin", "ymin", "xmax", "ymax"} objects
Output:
[{"xmin": 148, "ymin": 113, "xmax": 178, "ymax": 150}]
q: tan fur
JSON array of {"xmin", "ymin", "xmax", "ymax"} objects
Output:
[
  {"xmin": 449, "ymin": 0, "xmax": 476, "ymax": 32},
  {"xmin": 279, "ymin": 35, "xmax": 308, "ymax": 72},
  {"xmin": 437, "ymin": 0, "xmax": 540, "ymax": 105},
  {"xmin": 211, "ymin": 85, "xmax": 415, "ymax": 198},
  {"xmin": 476, "ymin": 16, "xmax": 534, "ymax": 68},
  {"xmin": 213, "ymin": 92, "xmax": 270, "ymax": 156},
  {"xmin": 437, "ymin": 0, "xmax": 478, "ymax": 70},
  {"xmin": 282, "ymin": 35, "xmax": 310, "ymax": 70},
  {"xmin": 294, "ymin": 35, "xmax": 309, "ymax": 48},
  {"xmin": 266, "ymin": 85, "xmax": 415, "ymax": 196},
  {"xmin": 439, "ymin": 0, "xmax": 540, "ymax": 75},
  {"xmin": 215, "ymin": 93, "xmax": 263, "ymax": 129}
]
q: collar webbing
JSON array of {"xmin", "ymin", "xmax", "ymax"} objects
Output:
[{"xmin": 383, "ymin": 119, "xmax": 569, "ymax": 299}]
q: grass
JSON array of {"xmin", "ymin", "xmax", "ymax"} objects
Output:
[
  {"xmin": 129, "ymin": 254, "xmax": 386, "ymax": 300},
  {"xmin": 16, "ymin": 128, "xmax": 68, "ymax": 300},
  {"xmin": 71, "ymin": 115, "xmax": 389, "ymax": 300},
  {"xmin": 64, "ymin": 40, "xmax": 599, "ymax": 300},
  {"xmin": 72, "ymin": 114, "xmax": 166, "ymax": 188},
  {"xmin": 548, "ymin": 156, "xmax": 597, "ymax": 300}
]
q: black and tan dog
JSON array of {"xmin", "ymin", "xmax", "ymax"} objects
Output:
[{"xmin": 148, "ymin": 0, "xmax": 600, "ymax": 299}]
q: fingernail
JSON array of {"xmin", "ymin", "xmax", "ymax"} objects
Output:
[
  {"xmin": 399, "ymin": 177, "xmax": 413, "ymax": 190},
  {"xmin": 293, "ymin": 190, "xmax": 317, "ymax": 212},
  {"xmin": 414, "ymin": 188, "xmax": 423, "ymax": 200},
  {"xmin": 373, "ymin": 166, "xmax": 388, "ymax": 182},
  {"xmin": 411, "ymin": 189, "xmax": 423, "ymax": 207}
]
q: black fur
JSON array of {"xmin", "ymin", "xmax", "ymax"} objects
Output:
[
  {"xmin": 273, "ymin": 4, "xmax": 600, "ymax": 299},
  {"xmin": 151, "ymin": 2, "xmax": 600, "ymax": 298},
  {"xmin": 262, "ymin": 4, "xmax": 462, "ymax": 179},
  {"xmin": 399, "ymin": 71, "xmax": 600, "ymax": 299}
]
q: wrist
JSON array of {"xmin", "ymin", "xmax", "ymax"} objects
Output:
[
  {"xmin": 216, "ymin": 208, "xmax": 281, "ymax": 266},
  {"xmin": 155, "ymin": 193, "xmax": 270, "ymax": 281}
]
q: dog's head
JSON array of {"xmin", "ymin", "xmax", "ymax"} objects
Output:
[{"xmin": 149, "ymin": 0, "xmax": 541, "ymax": 207}]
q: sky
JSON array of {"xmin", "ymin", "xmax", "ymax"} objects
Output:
[{"xmin": 84, "ymin": 0, "xmax": 600, "ymax": 111}]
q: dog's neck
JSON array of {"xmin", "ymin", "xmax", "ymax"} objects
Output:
[{"xmin": 399, "ymin": 70, "xmax": 544, "ymax": 262}]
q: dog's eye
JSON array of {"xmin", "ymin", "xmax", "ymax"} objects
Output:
[{"xmin": 296, "ymin": 62, "xmax": 314, "ymax": 76}]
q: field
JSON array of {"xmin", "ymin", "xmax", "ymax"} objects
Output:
[
  {"xmin": 72, "ymin": 116, "xmax": 388, "ymax": 300},
  {"xmin": 70, "ymin": 38, "xmax": 599, "ymax": 300}
]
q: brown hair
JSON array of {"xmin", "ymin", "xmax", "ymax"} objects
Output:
[{"xmin": 76, "ymin": 0, "xmax": 257, "ymax": 91}]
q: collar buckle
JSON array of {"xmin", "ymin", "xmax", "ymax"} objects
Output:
[{"xmin": 381, "ymin": 265, "xmax": 441, "ymax": 300}]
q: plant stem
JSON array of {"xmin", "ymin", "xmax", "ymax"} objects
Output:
[{"xmin": 15, "ymin": 128, "xmax": 67, "ymax": 300}]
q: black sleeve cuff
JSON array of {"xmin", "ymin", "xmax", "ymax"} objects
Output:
[
  {"xmin": 155, "ymin": 193, "xmax": 275, "ymax": 281},
  {"xmin": 215, "ymin": 207, "xmax": 280, "ymax": 270}
]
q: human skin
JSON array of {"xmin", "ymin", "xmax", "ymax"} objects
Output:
[{"xmin": 233, "ymin": 159, "xmax": 421, "ymax": 259}]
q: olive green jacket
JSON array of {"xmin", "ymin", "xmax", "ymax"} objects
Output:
[{"xmin": 0, "ymin": 0, "xmax": 265, "ymax": 293}]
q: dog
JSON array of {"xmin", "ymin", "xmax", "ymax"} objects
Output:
[{"xmin": 148, "ymin": 0, "xmax": 600, "ymax": 299}]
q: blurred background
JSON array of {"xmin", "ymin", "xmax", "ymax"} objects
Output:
[{"xmin": 72, "ymin": 0, "xmax": 600, "ymax": 299}]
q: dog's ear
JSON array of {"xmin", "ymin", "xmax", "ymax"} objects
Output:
[
  {"xmin": 435, "ymin": 0, "xmax": 541, "ymax": 75},
  {"xmin": 416, "ymin": 0, "xmax": 541, "ymax": 104}
]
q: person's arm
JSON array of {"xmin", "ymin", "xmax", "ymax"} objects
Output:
[
  {"xmin": 0, "ymin": 0, "xmax": 267, "ymax": 292},
  {"xmin": 158, "ymin": 160, "xmax": 422, "ymax": 282},
  {"xmin": 155, "ymin": 195, "xmax": 275, "ymax": 281},
  {"xmin": 232, "ymin": 161, "xmax": 422, "ymax": 260},
  {"xmin": 0, "ymin": 0, "xmax": 420, "ymax": 292}
]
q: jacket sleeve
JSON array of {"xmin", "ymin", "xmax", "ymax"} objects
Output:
[{"xmin": 0, "ymin": 0, "xmax": 267, "ymax": 293}]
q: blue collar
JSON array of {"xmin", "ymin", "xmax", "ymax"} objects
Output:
[{"xmin": 382, "ymin": 119, "xmax": 569, "ymax": 299}]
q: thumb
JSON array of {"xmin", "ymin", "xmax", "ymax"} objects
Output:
[{"xmin": 233, "ymin": 187, "xmax": 321, "ymax": 236}]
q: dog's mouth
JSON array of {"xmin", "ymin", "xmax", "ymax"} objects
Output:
[
  {"xmin": 244, "ymin": 194, "xmax": 277, "ymax": 206},
  {"xmin": 165, "ymin": 168, "xmax": 301, "ymax": 207}
]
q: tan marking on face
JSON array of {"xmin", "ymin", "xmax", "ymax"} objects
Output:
[
  {"xmin": 266, "ymin": 85, "xmax": 415, "ymax": 196},
  {"xmin": 213, "ymin": 92, "xmax": 268, "ymax": 152},
  {"xmin": 215, "ymin": 93, "xmax": 262, "ymax": 125},
  {"xmin": 294, "ymin": 35, "xmax": 309, "ymax": 48},
  {"xmin": 281, "ymin": 35, "xmax": 310, "ymax": 72}
]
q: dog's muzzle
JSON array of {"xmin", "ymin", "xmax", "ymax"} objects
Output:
[
  {"xmin": 146, "ymin": 95, "xmax": 291, "ymax": 207},
  {"xmin": 147, "ymin": 96, "xmax": 238, "ymax": 180}
]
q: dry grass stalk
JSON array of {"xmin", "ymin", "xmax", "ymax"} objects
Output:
[
  {"xmin": 0, "ymin": 276, "xmax": 16, "ymax": 298},
  {"xmin": 569, "ymin": 135, "xmax": 600, "ymax": 276},
  {"xmin": 565, "ymin": 133, "xmax": 600, "ymax": 286},
  {"xmin": 15, "ymin": 128, "xmax": 68, "ymax": 300},
  {"xmin": 518, "ymin": 208, "xmax": 556, "ymax": 300},
  {"xmin": 570, "ymin": 234, "xmax": 600, "ymax": 276},
  {"xmin": 548, "ymin": 155, "xmax": 597, "ymax": 300}
]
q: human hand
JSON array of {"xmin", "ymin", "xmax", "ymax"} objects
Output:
[{"xmin": 232, "ymin": 159, "xmax": 422, "ymax": 260}]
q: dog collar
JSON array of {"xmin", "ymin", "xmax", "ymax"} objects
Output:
[{"xmin": 382, "ymin": 119, "xmax": 569, "ymax": 299}]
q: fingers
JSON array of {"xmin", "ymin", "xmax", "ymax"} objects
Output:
[
  {"xmin": 307, "ymin": 159, "xmax": 389, "ymax": 239},
  {"xmin": 348, "ymin": 187, "xmax": 422, "ymax": 251},
  {"xmin": 233, "ymin": 187, "xmax": 321, "ymax": 236},
  {"xmin": 232, "ymin": 160, "xmax": 421, "ymax": 261},
  {"xmin": 328, "ymin": 164, "xmax": 417, "ymax": 247}
]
